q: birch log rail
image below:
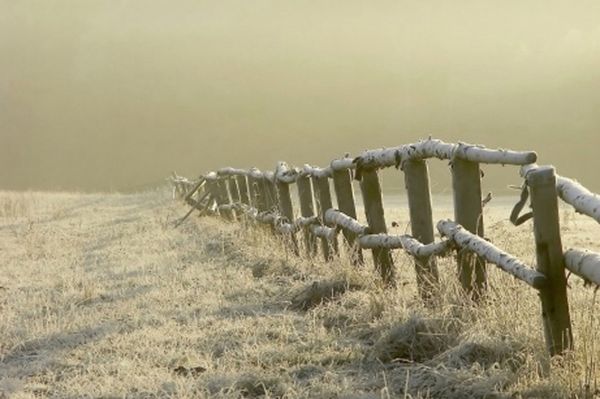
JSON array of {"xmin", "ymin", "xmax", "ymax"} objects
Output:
[
  {"xmin": 437, "ymin": 220, "xmax": 547, "ymax": 289},
  {"xmin": 564, "ymin": 249, "xmax": 600, "ymax": 286},
  {"xmin": 521, "ymin": 163, "xmax": 600, "ymax": 224},
  {"xmin": 171, "ymin": 137, "xmax": 600, "ymax": 362}
]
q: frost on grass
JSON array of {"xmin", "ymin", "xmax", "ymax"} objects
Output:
[
  {"xmin": 369, "ymin": 316, "xmax": 456, "ymax": 363},
  {"xmin": 290, "ymin": 280, "xmax": 361, "ymax": 311},
  {"xmin": 1, "ymin": 189, "xmax": 600, "ymax": 398}
]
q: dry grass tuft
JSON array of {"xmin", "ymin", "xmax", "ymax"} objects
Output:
[
  {"xmin": 370, "ymin": 315, "xmax": 456, "ymax": 363},
  {"xmin": 290, "ymin": 280, "xmax": 361, "ymax": 311}
]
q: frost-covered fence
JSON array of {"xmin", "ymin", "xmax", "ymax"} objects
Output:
[{"xmin": 172, "ymin": 137, "xmax": 600, "ymax": 360}]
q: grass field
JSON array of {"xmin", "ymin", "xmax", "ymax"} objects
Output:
[{"xmin": 1, "ymin": 188, "xmax": 599, "ymax": 398}]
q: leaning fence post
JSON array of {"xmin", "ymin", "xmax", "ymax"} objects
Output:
[
  {"xmin": 313, "ymin": 175, "xmax": 339, "ymax": 261},
  {"xmin": 359, "ymin": 169, "xmax": 394, "ymax": 284},
  {"xmin": 204, "ymin": 177, "xmax": 219, "ymax": 212},
  {"xmin": 227, "ymin": 177, "xmax": 240, "ymax": 204},
  {"xmin": 451, "ymin": 157, "xmax": 487, "ymax": 298},
  {"xmin": 527, "ymin": 166, "xmax": 573, "ymax": 357},
  {"xmin": 403, "ymin": 159, "xmax": 439, "ymax": 300},
  {"xmin": 296, "ymin": 175, "xmax": 318, "ymax": 257},
  {"xmin": 332, "ymin": 168, "xmax": 364, "ymax": 265},
  {"xmin": 276, "ymin": 180, "xmax": 300, "ymax": 255},
  {"xmin": 216, "ymin": 178, "xmax": 235, "ymax": 221},
  {"xmin": 227, "ymin": 177, "xmax": 241, "ymax": 219},
  {"xmin": 236, "ymin": 174, "xmax": 250, "ymax": 205}
]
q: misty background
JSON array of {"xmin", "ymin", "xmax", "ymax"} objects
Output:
[{"xmin": 2, "ymin": 1, "xmax": 599, "ymax": 193}]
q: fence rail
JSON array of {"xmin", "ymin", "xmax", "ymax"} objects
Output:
[{"xmin": 170, "ymin": 137, "xmax": 600, "ymax": 364}]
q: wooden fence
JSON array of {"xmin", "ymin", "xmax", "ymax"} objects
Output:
[{"xmin": 170, "ymin": 137, "xmax": 600, "ymax": 361}]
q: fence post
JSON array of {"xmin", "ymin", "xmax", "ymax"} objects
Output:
[
  {"xmin": 296, "ymin": 176, "xmax": 318, "ymax": 257},
  {"xmin": 236, "ymin": 175, "xmax": 250, "ymax": 205},
  {"xmin": 216, "ymin": 178, "xmax": 235, "ymax": 221},
  {"xmin": 247, "ymin": 176, "xmax": 260, "ymax": 210},
  {"xmin": 332, "ymin": 168, "xmax": 364, "ymax": 265},
  {"xmin": 227, "ymin": 177, "xmax": 240, "ymax": 219},
  {"xmin": 263, "ymin": 177, "xmax": 278, "ymax": 212},
  {"xmin": 227, "ymin": 177, "xmax": 240, "ymax": 204},
  {"xmin": 276, "ymin": 180, "xmax": 299, "ymax": 255},
  {"xmin": 359, "ymin": 169, "xmax": 394, "ymax": 284},
  {"xmin": 527, "ymin": 166, "xmax": 573, "ymax": 357},
  {"xmin": 312, "ymin": 175, "xmax": 338, "ymax": 260},
  {"xmin": 451, "ymin": 158, "xmax": 487, "ymax": 298},
  {"xmin": 204, "ymin": 178, "xmax": 219, "ymax": 212},
  {"xmin": 403, "ymin": 159, "xmax": 439, "ymax": 300}
]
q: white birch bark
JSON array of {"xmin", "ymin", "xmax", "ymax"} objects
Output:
[
  {"xmin": 358, "ymin": 233, "xmax": 449, "ymax": 256},
  {"xmin": 522, "ymin": 164, "xmax": 600, "ymax": 224},
  {"xmin": 248, "ymin": 168, "xmax": 264, "ymax": 179},
  {"xmin": 310, "ymin": 224, "xmax": 337, "ymax": 240},
  {"xmin": 274, "ymin": 161, "xmax": 300, "ymax": 183},
  {"xmin": 205, "ymin": 171, "xmax": 218, "ymax": 180},
  {"xmin": 397, "ymin": 235, "xmax": 453, "ymax": 257},
  {"xmin": 356, "ymin": 138, "xmax": 536, "ymax": 171},
  {"xmin": 564, "ymin": 248, "xmax": 600, "ymax": 286},
  {"xmin": 217, "ymin": 167, "xmax": 248, "ymax": 176},
  {"xmin": 324, "ymin": 209, "xmax": 368, "ymax": 235},
  {"xmin": 330, "ymin": 157, "xmax": 355, "ymax": 171},
  {"xmin": 302, "ymin": 164, "xmax": 333, "ymax": 178},
  {"xmin": 437, "ymin": 219, "xmax": 546, "ymax": 289}
]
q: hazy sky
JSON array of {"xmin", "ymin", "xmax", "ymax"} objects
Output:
[{"xmin": 2, "ymin": 1, "xmax": 599, "ymax": 192}]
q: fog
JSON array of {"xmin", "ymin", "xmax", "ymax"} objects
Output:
[{"xmin": 2, "ymin": 1, "xmax": 599, "ymax": 193}]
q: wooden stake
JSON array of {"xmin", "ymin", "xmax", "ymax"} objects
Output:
[
  {"xmin": 313, "ymin": 175, "xmax": 338, "ymax": 261},
  {"xmin": 276, "ymin": 181, "xmax": 299, "ymax": 255},
  {"xmin": 359, "ymin": 169, "xmax": 394, "ymax": 284},
  {"xmin": 332, "ymin": 169, "xmax": 363, "ymax": 265},
  {"xmin": 263, "ymin": 179, "xmax": 278, "ymax": 211},
  {"xmin": 451, "ymin": 158, "xmax": 486, "ymax": 298},
  {"xmin": 528, "ymin": 166, "xmax": 573, "ymax": 357},
  {"xmin": 296, "ymin": 176, "xmax": 318, "ymax": 257},
  {"xmin": 404, "ymin": 159, "xmax": 439, "ymax": 300},
  {"xmin": 227, "ymin": 177, "xmax": 240, "ymax": 220},
  {"xmin": 236, "ymin": 175, "xmax": 250, "ymax": 205},
  {"xmin": 216, "ymin": 178, "xmax": 235, "ymax": 221}
]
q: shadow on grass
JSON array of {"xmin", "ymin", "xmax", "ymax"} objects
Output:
[{"xmin": 0, "ymin": 323, "xmax": 117, "ymax": 380}]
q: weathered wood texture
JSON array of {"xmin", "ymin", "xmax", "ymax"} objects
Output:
[
  {"xmin": 296, "ymin": 176, "xmax": 318, "ymax": 256},
  {"xmin": 276, "ymin": 181, "xmax": 299, "ymax": 254},
  {"xmin": 183, "ymin": 178, "xmax": 205, "ymax": 203},
  {"xmin": 451, "ymin": 158, "xmax": 486, "ymax": 298},
  {"xmin": 246, "ymin": 172, "xmax": 261, "ymax": 210},
  {"xmin": 403, "ymin": 159, "xmax": 439, "ymax": 299},
  {"xmin": 359, "ymin": 169, "xmax": 394, "ymax": 283},
  {"xmin": 236, "ymin": 175, "xmax": 250, "ymax": 205},
  {"xmin": 527, "ymin": 166, "xmax": 573, "ymax": 356},
  {"xmin": 251, "ymin": 177, "xmax": 268, "ymax": 212},
  {"xmin": 312, "ymin": 175, "xmax": 338, "ymax": 260},
  {"xmin": 437, "ymin": 220, "xmax": 546, "ymax": 289},
  {"xmin": 216, "ymin": 179, "xmax": 235, "ymax": 221},
  {"xmin": 263, "ymin": 174, "xmax": 278, "ymax": 211},
  {"xmin": 331, "ymin": 169, "xmax": 364, "ymax": 265},
  {"xmin": 564, "ymin": 249, "xmax": 600, "ymax": 286}
]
